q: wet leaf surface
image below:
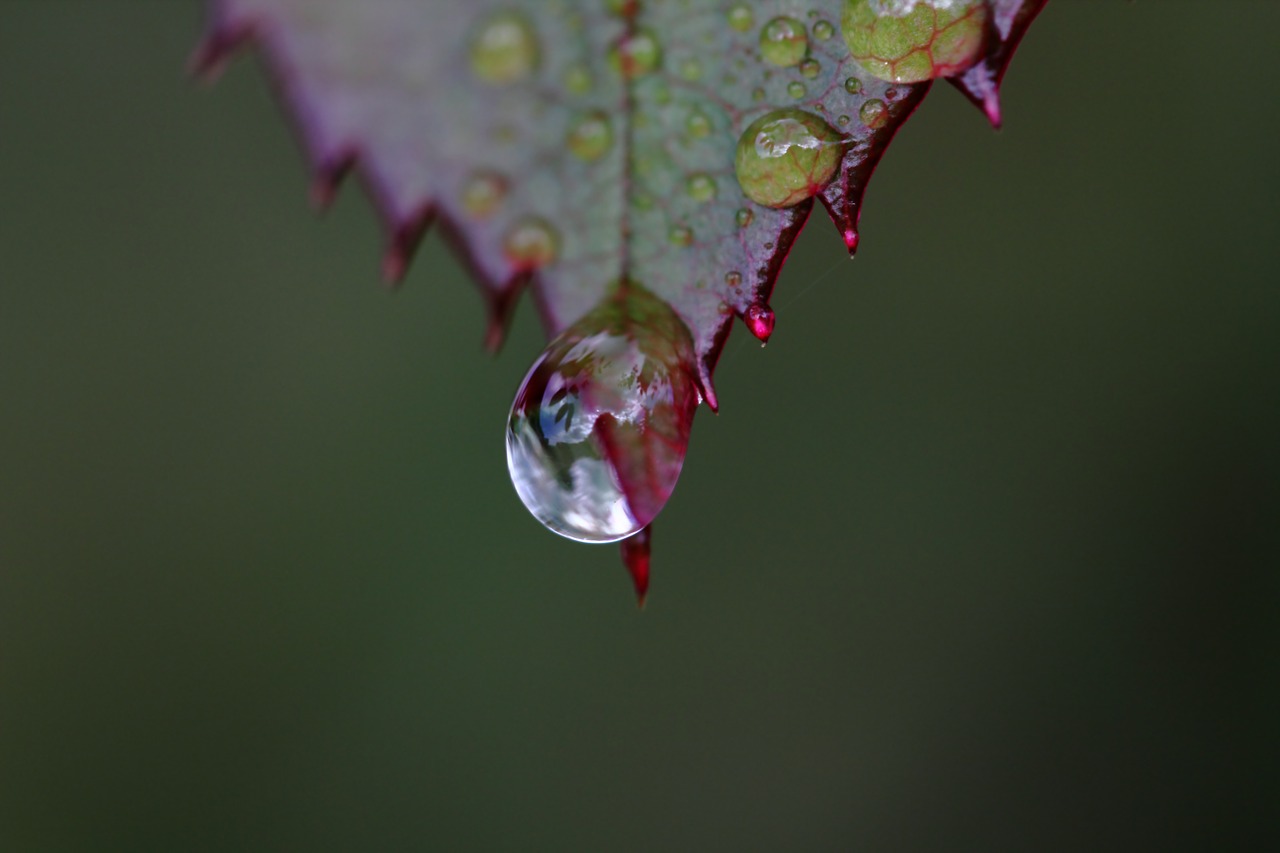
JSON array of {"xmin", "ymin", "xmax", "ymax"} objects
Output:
[{"xmin": 195, "ymin": 0, "xmax": 1045, "ymax": 587}]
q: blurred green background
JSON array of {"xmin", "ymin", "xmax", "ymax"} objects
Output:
[{"xmin": 1, "ymin": 2, "xmax": 1276, "ymax": 849}]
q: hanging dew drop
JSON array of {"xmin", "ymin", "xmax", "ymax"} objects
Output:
[
  {"xmin": 734, "ymin": 109, "xmax": 844, "ymax": 208},
  {"xmin": 506, "ymin": 284, "xmax": 700, "ymax": 543},
  {"xmin": 470, "ymin": 10, "xmax": 540, "ymax": 84}
]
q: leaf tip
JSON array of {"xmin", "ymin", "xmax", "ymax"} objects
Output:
[
  {"xmin": 310, "ymin": 150, "xmax": 357, "ymax": 211},
  {"xmin": 743, "ymin": 303, "xmax": 775, "ymax": 345},
  {"xmin": 188, "ymin": 18, "xmax": 253, "ymax": 83},
  {"xmin": 482, "ymin": 277, "xmax": 526, "ymax": 354},
  {"xmin": 621, "ymin": 526, "xmax": 652, "ymax": 609}
]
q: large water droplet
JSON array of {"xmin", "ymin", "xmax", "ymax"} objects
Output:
[
  {"xmin": 470, "ymin": 10, "xmax": 540, "ymax": 84},
  {"xmin": 734, "ymin": 109, "xmax": 844, "ymax": 209},
  {"xmin": 506, "ymin": 284, "xmax": 700, "ymax": 543},
  {"xmin": 759, "ymin": 16, "xmax": 808, "ymax": 67},
  {"xmin": 842, "ymin": 0, "xmax": 989, "ymax": 83}
]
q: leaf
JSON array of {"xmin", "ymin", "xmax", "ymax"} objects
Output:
[{"xmin": 192, "ymin": 0, "xmax": 1045, "ymax": 598}]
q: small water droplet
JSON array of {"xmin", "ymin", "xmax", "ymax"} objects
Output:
[
  {"xmin": 503, "ymin": 216, "xmax": 559, "ymax": 270},
  {"xmin": 564, "ymin": 63, "xmax": 592, "ymax": 95},
  {"xmin": 686, "ymin": 173, "xmax": 717, "ymax": 203},
  {"xmin": 759, "ymin": 16, "xmax": 808, "ymax": 68},
  {"xmin": 799, "ymin": 58, "xmax": 821, "ymax": 79},
  {"xmin": 842, "ymin": 0, "xmax": 989, "ymax": 83},
  {"xmin": 744, "ymin": 303, "xmax": 775, "ymax": 344},
  {"xmin": 859, "ymin": 98, "xmax": 888, "ymax": 129},
  {"xmin": 727, "ymin": 4, "xmax": 754, "ymax": 33},
  {"xmin": 787, "ymin": 81, "xmax": 807, "ymax": 100},
  {"xmin": 812, "ymin": 19, "xmax": 835, "ymax": 41},
  {"xmin": 610, "ymin": 28, "xmax": 661, "ymax": 78},
  {"xmin": 734, "ymin": 109, "xmax": 844, "ymax": 209},
  {"xmin": 679, "ymin": 58, "xmax": 703, "ymax": 81},
  {"xmin": 752, "ymin": 87, "xmax": 766, "ymax": 102},
  {"xmin": 470, "ymin": 11, "xmax": 539, "ymax": 84},
  {"xmin": 669, "ymin": 224, "xmax": 693, "ymax": 246},
  {"xmin": 735, "ymin": 208, "xmax": 754, "ymax": 228},
  {"xmin": 460, "ymin": 171, "xmax": 506, "ymax": 219},
  {"xmin": 844, "ymin": 76, "xmax": 863, "ymax": 95},
  {"xmin": 567, "ymin": 110, "xmax": 613, "ymax": 161},
  {"xmin": 837, "ymin": 114, "xmax": 851, "ymax": 126},
  {"xmin": 724, "ymin": 270, "xmax": 743, "ymax": 287},
  {"xmin": 686, "ymin": 109, "xmax": 713, "ymax": 139},
  {"xmin": 506, "ymin": 285, "xmax": 700, "ymax": 542}
]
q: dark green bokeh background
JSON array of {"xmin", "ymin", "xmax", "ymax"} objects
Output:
[{"xmin": 2, "ymin": 2, "xmax": 1276, "ymax": 849}]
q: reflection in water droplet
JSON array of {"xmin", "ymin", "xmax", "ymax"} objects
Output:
[
  {"xmin": 844, "ymin": 76, "xmax": 863, "ymax": 95},
  {"xmin": 610, "ymin": 29, "xmax": 661, "ymax": 78},
  {"xmin": 860, "ymin": 98, "xmax": 888, "ymax": 129},
  {"xmin": 686, "ymin": 173, "xmax": 717, "ymax": 203},
  {"xmin": 461, "ymin": 171, "xmax": 506, "ymax": 219},
  {"xmin": 734, "ymin": 109, "xmax": 844, "ymax": 208},
  {"xmin": 727, "ymin": 4, "xmax": 754, "ymax": 33},
  {"xmin": 470, "ymin": 11, "xmax": 540, "ymax": 84},
  {"xmin": 760, "ymin": 16, "xmax": 808, "ymax": 67},
  {"xmin": 842, "ymin": 0, "xmax": 989, "ymax": 83},
  {"xmin": 503, "ymin": 216, "xmax": 559, "ymax": 270},
  {"xmin": 506, "ymin": 284, "xmax": 700, "ymax": 543},
  {"xmin": 567, "ymin": 110, "xmax": 613, "ymax": 161}
]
